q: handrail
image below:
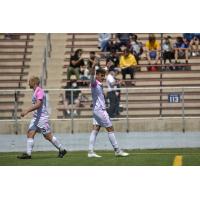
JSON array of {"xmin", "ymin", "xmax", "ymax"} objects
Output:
[
  {"xmin": 0, "ymin": 86, "xmax": 200, "ymax": 93},
  {"xmin": 47, "ymin": 33, "xmax": 52, "ymax": 58},
  {"xmin": 40, "ymin": 33, "xmax": 51, "ymax": 87},
  {"xmin": 40, "ymin": 47, "xmax": 48, "ymax": 87},
  {"xmin": 1, "ymin": 86, "xmax": 200, "ymax": 134}
]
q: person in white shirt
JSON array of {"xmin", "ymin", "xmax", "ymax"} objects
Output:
[{"xmin": 106, "ymin": 68, "xmax": 120, "ymax": 118}]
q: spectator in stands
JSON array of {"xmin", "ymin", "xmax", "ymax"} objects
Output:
[
  {"xmin": 174, "ymin": 36, "xmax": 189, "ymax": 64},
  {"xmin": 63, "ymin": 79, "xmax": 84, "ymax": 117},
  {"xmin": 129, "ymin": 34, "xmax": 143, "ymax": 64},
  {"xmin": 162, "ymin": 36, "xmax": 174, "ymax": 70},
  {"xmin": 67, "ymin": 49, "xmax": 84, "ymax": 80},
  {"xmin": 145, "ymin": 34, "xmax": 160, "ymax": 66},
  {"xmin": 183, "ymin": 33, "xmax": 194, "ymax": 42},
  {"xmin": 190, "ymin": 34, "xmax": 200, "ymax": 56},
  {"xmin": 183, "ymin": 33, "xmax": 194, "ymax": 45},
  {"xmin": 115, "ymin": 33, "xmax": 133, "ymax": 49},
  {"xmin": 184, "ymin": 33, "xmax": 200, "ymax": 56},
  {"xmin": 119, "ymin": 48, "xmax": 137, "ymax": 80},
  {"xmin": 106, "ymin": 68, "xmax": 121, "ymax": 118},
  {"xmin": 80, "ymin": 65, "xmax": 90, "ymax": 82},
  {"xmin": 88, "ymin": 51, "xmax": 100, "ymax": 70},
  {"xmin": 106, "ymin": 49, "xmax": 120, "ymax": 71},
  {"xmin": 98, "ymin": 33, "xmax": 111, "ymax": 52},
  {"xmin": 108, "ymin": 38, "xmax": 122, "ymax": 52}
]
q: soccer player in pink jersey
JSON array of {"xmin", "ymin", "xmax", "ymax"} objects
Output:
[
  {"xmin": 17, "ymin": 76, "xmax": 67, "ymax": 159},
  {"xmin": 88, "ymin": 60, "xmax": 129, "ymax": 158}
]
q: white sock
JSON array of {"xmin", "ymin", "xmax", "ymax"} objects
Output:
[
  {"xmin": 50, "ymin": 136, "xmax": 64, "ymax": 151},
  {"xmin": 27, "ymin": 138, "xmax": 34, "ymax": 156},
  {"xmin": 108, "ymin": 132, "xmax": 119, "ymax": 151},
  {"xmin": 89, "ymin": 130, "xmax": 99, "ymax": 152}
]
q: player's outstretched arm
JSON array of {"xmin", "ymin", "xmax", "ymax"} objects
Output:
[{"xmin": 21, "ymin": 99, "xmax": 42, "ymax": 117}]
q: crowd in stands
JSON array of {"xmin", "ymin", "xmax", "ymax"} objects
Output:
[{"xmin": 63, "ymin": 33, "xmax": 200, "ymax": 118}]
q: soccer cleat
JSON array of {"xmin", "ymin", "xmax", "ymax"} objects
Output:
[
  {"xmin": 58, "ymin": 149, "xmax": 67, "ymax": 158},
  {"xmin": 88, "ymin": 152, "xmax": 102, "ymax": 158},
  {"xmin": 115, "ymin": 150, "xmax": 129, "ymax": 157},
  {"xmin": 17, "ymin": 153, "xmax": 32, "ymax": 159}
]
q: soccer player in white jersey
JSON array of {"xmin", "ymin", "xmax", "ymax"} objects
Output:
[
  {"xmin": 17, "ymin": 76, "xmax": 67, "ymax": 159},
  {"xmin": 88, "ymin": 60, "xmax": 129, "ymax": 158}
]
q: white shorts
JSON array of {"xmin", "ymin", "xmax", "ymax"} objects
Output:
[
  {"xmin": 93, "ymin": 109, "xmax": 112, "ymax": 128},
  {"xmin": 28, "ymin": 118, "xmax": 51, "ymax": 135}
]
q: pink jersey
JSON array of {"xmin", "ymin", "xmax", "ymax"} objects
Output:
[
  {"xmin": 32, "ymin": 86, "xmax": 49, "ymax": 119},
  {"xmin": 91, "ymin": 75, "xmax": 106, "ymax": 110}
]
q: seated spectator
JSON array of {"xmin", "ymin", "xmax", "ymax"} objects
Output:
[
  {"xmin": 87, "ymin": 51, "xmax": 100, "ymax": 71},
  {"xmin": 119, "ymin": 48, "xmax": 137, "ymax": 80},
  {"xmin": 129, "ymin": 34, "xmax": 143, "ymax": 64},
  {"xmin": 183, "ymin": 33, "xmax": 195, "ymax": 43},
  {"xmin": 62, "ymin": 79, "xmax": 84, "ymax": 117},
  {"xmin": 145, "ymin": 34, "xmax": 160, "ymax": 67},
  {"xmin": 162, "ymin": 36, "xmax": 174, "ymax": 70},
  {"xmin": 187, "ymin": 33, "xmax": 200, "ymax": 56},
  {"xmin": 106, "ymin": 68, "xmax": 121, "ymax": 118},
  {"xmin": 174, "ymin": 36, "xmax": 189, "ymax": 64},
  {"xmin": 106, "ymin": 49, "xmax": 120, "ymax": 71},
  {"xmin": 108, "ymin": 38, "xmax": 122, "ymax": 52},
  {"xmin": 80, "ymin": 65, "xmax": 90, "ymax": 86},
  {"xmin": 72, "ymin": 51, "xmax": 99, "ymax": 87},
  {"xmin": 67, "ymin": 49, "xmax": 84, "ymax": 80},
  {"xmin": 115, "ymin": 33, "xmax": 133, "ymax": 49},
  {"xmin": 98, "ymin": 33, "xmax": 111, "ymax": 52}
]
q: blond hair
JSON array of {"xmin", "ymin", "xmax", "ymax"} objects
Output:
[{"xmin": 29, "ymin": 76, "xmax": 40, "ymax": 86}]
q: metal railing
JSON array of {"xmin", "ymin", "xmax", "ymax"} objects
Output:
[
  {"xmin": 40, "ymin": 48, "xmax": 48, "ymax": 87},
  {"xmin": 47, "ymin": 33, "xmax": 52, "ymax": 58},
  {"xmin": 0, "ymin": 86, "xmax": 200, "ymax": 134},
  {"xmin": 40, "ymin": 34, "xmax": 51, "ymax": 88}
]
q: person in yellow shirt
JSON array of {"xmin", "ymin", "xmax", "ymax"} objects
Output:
[
  {"xmin": 119, "ymin": 48, "xmax": 137, "ymax": 79},
  {"xmin": 145, "ymin": 34, "xmax": 160, "ymax": 66}
]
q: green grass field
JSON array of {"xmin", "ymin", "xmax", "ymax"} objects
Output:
[{"xmin": 1, "ymin": 148, "xmax": 200, "ymax": 166}]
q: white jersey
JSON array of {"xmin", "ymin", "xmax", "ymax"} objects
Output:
[{"xmin": 91, "ymin": 75, "xmax": 106, "ymax": 110}]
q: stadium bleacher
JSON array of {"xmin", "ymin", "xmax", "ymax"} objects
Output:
[
  {"xmin": 58, "ymin": 33, "xmax": 200, "ymax": 119},
  {"xmin": 0, "ymin": 33, "xmax": 34, "ymax": 119},
  {"xmin": 1, "ymin": 33, "xmax": 200, "ymax": 133}
]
